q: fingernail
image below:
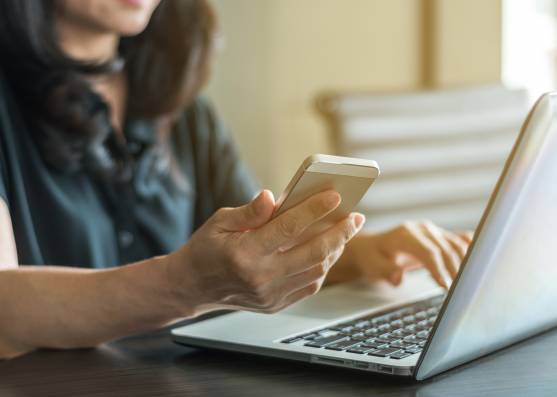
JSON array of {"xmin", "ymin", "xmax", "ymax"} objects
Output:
[{"xmin": 353, "ymin": 213, "xmax": 365, "ymax": 229}]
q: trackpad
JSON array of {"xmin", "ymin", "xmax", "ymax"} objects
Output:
[{"xmin": 283, "ymin": 269, "xmax": 442, "ymax": 320}]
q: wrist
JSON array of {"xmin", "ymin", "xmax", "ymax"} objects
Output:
[{"xmin": 162, "ymin": 248, "xmax": 216, "ymax": 319}]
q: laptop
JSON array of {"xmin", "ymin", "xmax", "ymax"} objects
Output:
[{"xmin": 172, "ymin": 92, "xmax": 557, "ymax": 380}]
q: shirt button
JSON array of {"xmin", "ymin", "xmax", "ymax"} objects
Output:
[{"xmin": 118, "ymin": 230, "xmax": 134, "ymax": 247}]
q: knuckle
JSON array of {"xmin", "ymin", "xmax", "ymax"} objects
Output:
[
  {"xmin": 264, "ymin": 304, "xmax": 281, "ymax": 314},
  {"xmin": 314, "ymin": 262, "xmax": 327, "ymax": 278},
  {"xmin": 343, "ymin": 221, "xmax": 355, "ymax": 242},
  {"xmin": 258, "ymin": 294, "xmax": 275, "ymax": 309},
  {"xmin": 250, "ymin": 286, "xmax": 272, "ymax": 307},
  {"xmin": 277, "ymin": 216, "xmax": 299, "ymax": 239},
  {"xmin": 308, "ymin": 281, "xmax": 321, "ymax": 295},
  {"xmin": 311, "ymin": 240, "xmax": 330, "ymax": 262}
]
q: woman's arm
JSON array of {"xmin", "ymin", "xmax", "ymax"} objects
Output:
[
  {"xmin": 0, "ymin": 190, "xmax": 364, "ymax": 359},
  {"xmin": 0, "ymin": 258, "xmax": 180, "ymax": 358},
  {"xmin": 0, "ymin": 198, "xmax": 185, "ymax": 358}
]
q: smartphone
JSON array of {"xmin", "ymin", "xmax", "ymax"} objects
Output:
[{"xmin": 272, "ymin": 154, "xmax": 380, "ymax": 245}]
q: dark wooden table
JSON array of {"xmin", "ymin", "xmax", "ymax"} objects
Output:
[{"xmin": 2, "ymin": 318, "xmax": 557, "ymax": 397}]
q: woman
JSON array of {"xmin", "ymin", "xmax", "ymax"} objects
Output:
[{"xmin": 0, "ymin": 0, "xmax": 471, "ymax": 359}]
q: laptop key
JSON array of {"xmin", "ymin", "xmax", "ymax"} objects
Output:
[
  {"xmin": 403, "ymin": 335, "xmax": 418, "ymax": 343},
  {"xmin": 390, "ymin": 351, "xmax": 412, "ymax": 360},
  {"xmin": 281, "ymin": 336, "xmax": 303, "ymax": 344},
  {"xmin": 390, "ymin": 340, "xmax": 418, "ymax": 349},
  {"xmin": 318, "ymin": 329, "xmax": 339, "ymax": 337},
  {"xmin": 351, "ymin": 332, "xmax": 366, "ymax": 341},
  {"xmin": 372, "ymin": 315, "xmax": 390, "ymax": 325},
  {"xmin": 400, "ymin": 328, "xmax": 414, "ymax": 336},
  {"xmin": 364, "ymin": 327, "xmax": 379, "ymax": 336},
  {"xmin": 427, "ymin": 307, "xmax": 439, "ymax": 316},
  {"xmin": 415, "ymin": 311, "xmax": 427, "ymax": 320},
  {"xmin": 416, "ymin": 330, "xmax": 430, "ymax": 339},
  {"xmin": 305, "ymin": 334, "xmax": 347, "ymax": 347},
  {"xmin": 368, "ymin": 347, "xmax": 403, "ymax": 357},
  {"xmin": 390, "ymin": 319, "xmax": 403, "ymax": 328},
  {"xmin": 347, "ymin": 344, "xmax": 376, "ymax": 354},
  {"xmin": 354, "ymin": 320, "xmax": 370, "ymax": 329},
  {"xmin": 379, "ymin": 333, "xmax": 401, "ymax": 342},
  {"xmin": 416, "ymin": 320, "xmax": 429, "ymax": 330},
  {"xmin": 391, "ymin": 329, "xmax": 405, "ymax": 337},
  {"xmin": 405, "ymin": 346, "xmax": 423, "ymax": 354},
  {"xmin": 325, "ymin": 338, "xmax": 360, "ymax": 351},
  {"xmin": 403, "ymin": 315, "xmax": 416, "ymax": 324},
  {"xmin": 340, "ymin": 326, "xmax": 355, "ymax": 334}
]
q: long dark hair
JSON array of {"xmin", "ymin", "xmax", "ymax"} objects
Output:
[{"xmin": 0, "ymin": 0, "xmax": 216, "ymax": 180}]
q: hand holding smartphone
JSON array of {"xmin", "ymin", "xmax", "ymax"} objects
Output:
[{"xmin": 273, "ymin": 154, "xmax": 379, "ymax": 247}]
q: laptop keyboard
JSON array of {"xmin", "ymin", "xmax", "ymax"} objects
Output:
[{"xmin": 280, "ymin": 294, "xmax": 445, "ymax": 360}]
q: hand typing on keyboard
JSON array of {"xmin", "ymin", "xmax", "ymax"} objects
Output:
[{"xmin": 327, "ymin": 222, "xmax": 473, "ymax": 288}]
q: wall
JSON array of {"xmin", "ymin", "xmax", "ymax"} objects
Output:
[
  {"xmin": 205, "ymin": 0, "xmax": 502, "ymax": 194},
  {"xmin": 427, "ymin": 0, "xmax": 502, "ymax": 87}
]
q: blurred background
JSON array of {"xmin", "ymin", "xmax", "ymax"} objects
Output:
[{"xmin": 205, "ymin": 0, "xmax": 557, "ymax": 231}]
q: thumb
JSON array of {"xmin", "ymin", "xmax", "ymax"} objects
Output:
[{"xmin": 217, "ymin": 190, "xmax": 275, "ymax": 231}]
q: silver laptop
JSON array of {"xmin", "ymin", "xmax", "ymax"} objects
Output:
[{"xmin": 172, "ymin": 92, "xmax": 557, "ymax": 380}]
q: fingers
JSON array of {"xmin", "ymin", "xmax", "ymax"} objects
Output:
[
  {"xmin": 215, "ymin": 190, "xmax": 275, "ymax": 231},
  {"xmin": 250, "ymin": 190, "xmax": 342, "ymax": 254},
  {"xmin": 459, "ymin": 231, "xmax": 474, "ymax": 244},
  {"xmin": 276, "ymin": 213, "xmax": 365, "ymax": 277},
  {"xmin": 382, "ymin": 222, "xmax": 476, "ymax": 288},
  {"xmin": 444, "ymin": 231, "xmax": 469, "ymax": 260},
  {"xmin": 388, "ymin": 223, "xmax": 449, "ymax": 288},
  {"xmin": 421, "ymin": 222, "xmax": 461, "ymax": 279}
]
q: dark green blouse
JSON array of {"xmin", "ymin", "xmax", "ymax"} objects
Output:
[{"xmin": 0, "ymin": 71, "xmax": 258, "ymax": 268}]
